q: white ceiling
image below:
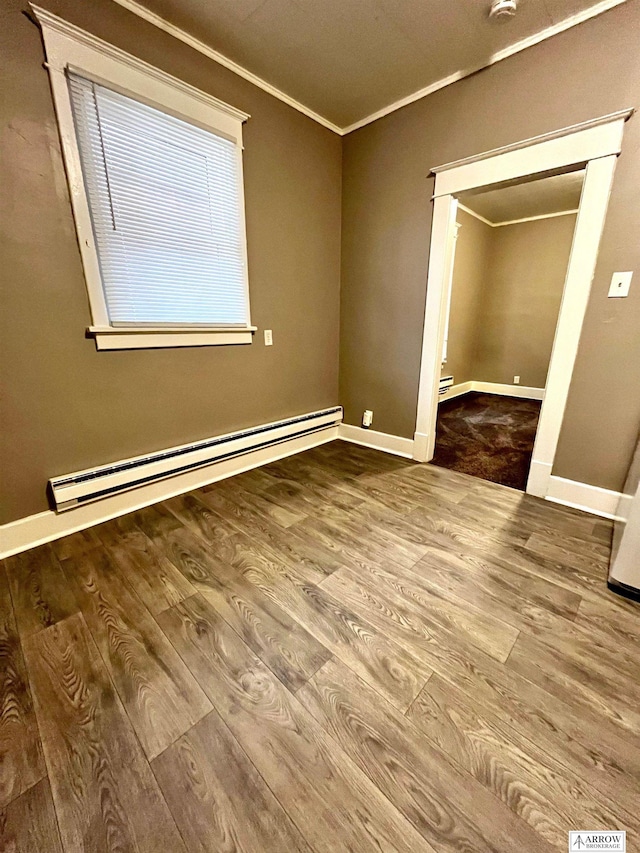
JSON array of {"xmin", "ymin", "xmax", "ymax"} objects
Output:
[
  {"xmin": 460, "ymin": 169, "xmax": 585, "ymax": 224},
  {"xmin": 116, "ymin": 0, "xmax": 625, "ymax": 130}
]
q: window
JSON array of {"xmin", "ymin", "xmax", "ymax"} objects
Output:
[
  {"xmin": 35, "ymin": 7, "xmax": 254, "ymax": 349},
  {"xmin": 69, "ymin": 75, "xmax": 249, "ymax": 329}
]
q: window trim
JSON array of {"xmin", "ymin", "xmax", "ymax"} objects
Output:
[{"xmin": 32, "ymin": 5, "xmax": 255, "ymax": 349}]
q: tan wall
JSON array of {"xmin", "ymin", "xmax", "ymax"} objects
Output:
[
  {"xmin": 444, "ymin": 211, "xmax": 575, "ymax": 390},
  {"xmin": 0, "ymin": 0, "xmax": 342, "ymax": 524},
  {"xmin": 442, "ymin": 208, "xmax": 490, "ymax": 385},
  {"xmin": 340, "ymin": 2, "xmax": 640, "ymax": 491},
  {"xmin": 2, "ymin": 1, "xmax": 639, "ymax": 526},
  {"xmin": 473, "ymin": 214, "xmax": 576, "ymax": 388},
  {"xmin": 444, "ymin": 211, "xmax": 575, "ymax": 389}
]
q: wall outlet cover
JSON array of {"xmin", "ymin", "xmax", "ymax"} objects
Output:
[
  {"xmin": 513, "ymin": 375, "xmax": 520, "ymax": 384},
  {"xmin": 608, "ymin": 271, "xmax": 633, "ymax": 298},
  {"xmin": 264, "ymin": 329, "xmax": 273, "ymax": 345}
]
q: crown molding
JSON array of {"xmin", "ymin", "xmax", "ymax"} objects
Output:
[
  {"xmin": 31, "ymin": 4, "xmax": 250, "ymax": 123},
  {"xmin": 65, "ymin": 0, "xmax": 627, "ymax": 136},
  {"xmin": 496, "ymin": 208, "xmax": 579, "ymax": 227},
  {"xmin": 341, "ymin": 0, "xmax": 628, "ymax": 134},
  {"xmin": 458, "ymin": 202, "xmax": 580, "ymax": 228},
  {"xmin": 111, "ymin": 0, "xmax": 343, "ymax": 135},
  {"xmin": 457, "ymin": 203, "xmax": 494, "ymax": 227}
]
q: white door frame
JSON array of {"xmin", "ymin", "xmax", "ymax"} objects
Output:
[{"xmin": 413, "ymin": 109, "xmax": 633, "ymax": 498}]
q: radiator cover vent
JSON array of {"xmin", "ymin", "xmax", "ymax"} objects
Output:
[
  {"xmin": 439, "ymin": 375, "xmax": 454, "ymax": 396},
  {"xmin": 49, "ymin": 407, "xmax": 342, "ymax": 511}
]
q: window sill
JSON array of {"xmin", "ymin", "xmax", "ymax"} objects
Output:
[{"xmin": 88, "ymin": 326, "xmax": 256, "ymax": 350}]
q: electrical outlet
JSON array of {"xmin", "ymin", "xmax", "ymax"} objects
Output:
[
  {"xmin": 264, "ymin": 329, "xmax": 273, "ymax": 346},
  {"xmin": 513, "ymin": 375, "xmax": 520, "ymax": 384},
  {"xmin": 608, "ymin": 271, "xmax": 632, "ymax": 298},
  {"xmin": 362, "ymin": 410, "xmax": 373, "ymax": 429}
]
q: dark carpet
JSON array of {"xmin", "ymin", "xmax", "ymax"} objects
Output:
[{"xmin": 431, "ymin": 392, "xmax": 542, "ymax": 491}]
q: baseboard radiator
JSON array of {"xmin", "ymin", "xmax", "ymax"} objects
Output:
[
  {"xmin": 439, "ymin": 375, "xmax": 454, "ymax": 396},
  {"xmin": 50, "ymin": 407, "xmax": 343, "ymax": 512}
]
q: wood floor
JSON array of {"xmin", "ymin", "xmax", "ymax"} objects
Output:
[{"xmin": 1, "ymin": 441, "xmax": 638, "ymax": 852}]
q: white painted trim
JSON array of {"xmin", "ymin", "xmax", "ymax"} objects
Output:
[
  {"xmin": 89, "ymin": 325, "xmax": 258, "ymax": 334},
  {"xmin": 458, "ymin": 203, "xmax": 579, "ymax": 228},
  {"xmin": 433, "ymin": 115, "xmax": 628, "ymax": 197},
  {"xmin": 414, "ymin": 112, "xmax": 629, "ymax": 502},
  {"xmin": 0, "ymin": 425, "xmax": 339, "ymax": 559},
  {"xmin": 92, "ymin": 329, "xmax": 254, "ymax": 349},
  {"xmin": 107, "ymin": 0, "xmax": 626, "ymax": 137},
  {"xmin": 438, "ymin": 381, "xmax": 544, "ymax": 403},
  {"xmin": 431, "ymin": 109, "xmax": 631, "ymax": 176},
  {"xmin": 495, "ymin": 209, "xmax": 579, "ymax": 228},
  {"xmin": 527, "ymin": 154, "xmax": 618, "ymax": 497},
  {"xmin": 341, "ymin": 2, "xmax": 628, "ymax": 135},
  {"xmin": 457, "ymin": 204, "xmax": 494, "ymax": 227},
  {"xmin": 615, "ymin": 491, "xmax": 636, "ymax": 525},
  {"xmin": 441, "ymin": 220, "xmax": 461, "ymax": 363},
  {"xmin": 338, "ymin": 424, "xmax": 414, "ymax": 459},
  {"xmin": 609, "ymin": 480, "xmax": 640, "ymax": 588},
  {"xmin": 343, "ymin": 70, "xmax": 478, "ymax": 136},
  {"xmin": 33, "ymin": 6, "xmax": 254, "ymax": 340},
  {"xmin": 412, "ymin": 433, "xmax": 429, "ymax": 462},
  {"xmin": 111, "ymin": 0, "xmax": 343, "ymax": 135},
  {"xmin": 545, "ymin": 475, "xmax": 626, "ymax": 520},
  {"xmin": 415, "ymin": 193, "xmax": 458, "ymax": 461},
  {"xmin": 437, "ymin": 381, "xmax": 473, "ymax": 402},
  {"xmin": 471, "ymin": 382, "xmax": 545, "ymax": 400},
  {"xmin": 31, "ymin": 7, "xmax": 250, "ymax": 123},
  {"xmin": 527, "ymin": 459, "xmax": 553, "ymax": 498}
]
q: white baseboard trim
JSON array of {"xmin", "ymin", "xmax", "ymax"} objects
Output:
[
  {"xmin": 545, "ymin": 475, "xmax": 625, "ymax": 520},
  {"xmin": 471, "ymin": 382, "xmax": 545, "ymax": 400},
  {"xmin": 438, "ymin": 381, "xmax": 545, "ymax": 402},
  {"xmin": 4, "ymin": 418, "xmax": 622, "ymax": 557},
  {"xmin": 615, "ymin": 492, "xmax": 635, "ymax": 524},
  {"xmin": 0, "ymin": 426, "xmax": 339, "ymax": 559},
  {"xmin": 438, "ymin": 381, "xmax": 473, "ymax": 402},
  {"xmin": 412, "ymin": 431, "xmax": 429, "ymax": 463},
  {"xmin": 338, "ymin": 424, "xmax": 414, "ymax": 459},
  {"xmin": 527, "ymin": 459, "xmax": 552, "ymax": 498}
]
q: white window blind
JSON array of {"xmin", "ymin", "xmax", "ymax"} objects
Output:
[{"xmin": 68, "ymin": 73, "xmax": 249, "ymax": 327}]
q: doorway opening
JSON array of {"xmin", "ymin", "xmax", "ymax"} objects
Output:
[
  {"xmin": 413, "ymin": 109, "xmax": 632, "ymax": 501},
  {"xmin": 432, "ymin": 169, "xmax": 584, "ymax": 491}
]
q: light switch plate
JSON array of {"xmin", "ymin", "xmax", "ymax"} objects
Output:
[
  {"xmin": 264, "ymin": 329, "xmax": 273, "ymax": 346},
  {"xmin": 608, "ymin": 271, "xmax": 632, "ymax": 298}
]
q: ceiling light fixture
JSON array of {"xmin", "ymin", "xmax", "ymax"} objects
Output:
[{"xmin": 488, "ymin": 0, "xmax": 518, "ymax": 20}]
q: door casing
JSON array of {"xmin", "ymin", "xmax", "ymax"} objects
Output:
[{"xmin": 413, "ymin": 110, "xmax": 632, "ymax": 498}]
